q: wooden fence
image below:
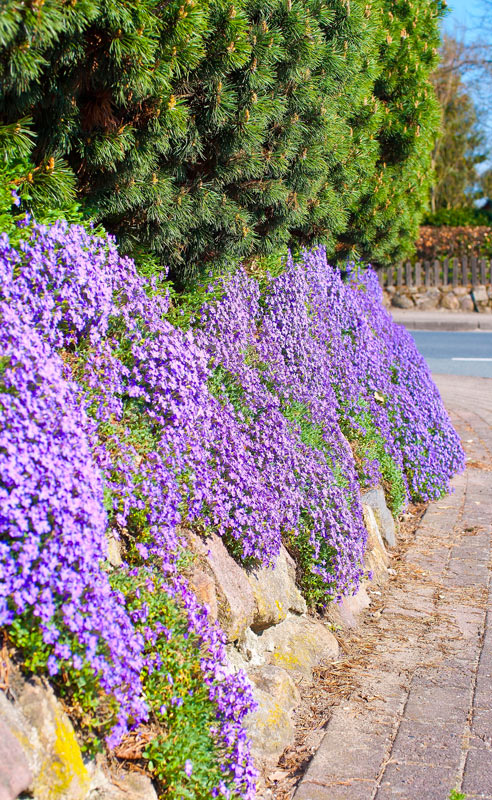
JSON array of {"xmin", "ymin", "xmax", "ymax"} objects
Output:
[{"xmin": 379, "ymin": 257, "xmax": 492, "ymax": 288}]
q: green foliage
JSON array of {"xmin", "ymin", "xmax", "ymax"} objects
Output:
[
  {"xmin": 449, "ymin": 791, "xmax": 466, "ymax": 800},
  {"xmin": 111, "ymin": 568, "xmax": 241, "ymax": 800},
  {"xmin": 285, "ymin": 520, "xmax": 336, "ymax": 607},
  {"xmin": 0, "ymin": 0, "xmax": 443, "ymax": 284},
  {"xmin": 284, "ymin": 402, "xmax": 330, "ymax": 454},
  {"xmin": 422, "ymin": 207, "xmax": 492, "ymax": 227},
  {"xmin": 480, "ymin": 167, "xmax": 492, "ymax": 208},
  {"xmin": 340, "ymin": 406, "xmax": 406, "ymax": 515},
  {"xmin": 0, "ymin": 118, "xmax": 81, "ymax": 242}
]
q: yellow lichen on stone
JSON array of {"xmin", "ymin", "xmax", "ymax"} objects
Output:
[
  {"xmin": 271, "ymin": 650, "xmax": 301, "ymax": 668},
  {"xmin": 33, "ymin": 704, "xmax": 90, "ymax": 800},
  {"xmin": 266, "ymin": 700, "xmax": 284, "ymax": 728}
]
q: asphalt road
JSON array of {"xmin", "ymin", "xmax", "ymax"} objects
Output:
[{"xmin": 410, "ymin": 330, "xmax": 492, "ymax": 378}]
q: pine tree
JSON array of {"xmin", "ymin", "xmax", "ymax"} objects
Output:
[
  {"xmin": 0, "ymin": 0, "xmax": 381, "ymax": 282},
  {"xmin": 0, "ymin": 117, "xmax": 77, "ymax": 240},
  {"xmin": 0, "ymin": 0, "xmax": 444, "ymax": 280}
]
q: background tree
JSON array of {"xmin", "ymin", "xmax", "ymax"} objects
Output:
[
  {"xmin": 339, "ymin": 0, "xmax": 446, "ymax": 266},
  {"xmin": 429, "ymin": 34, "xmax": 487, "ymax": 212}
]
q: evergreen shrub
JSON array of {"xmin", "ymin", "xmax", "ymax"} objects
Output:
[
  {"xmin": 0, "ymin": 0, "xmax": 444, "ymax": 283},
  {"xmin": 423, "ymin": 207, "xmax": 492, "ymax": 227},
  {"xmin": 341, "ymin": 0, "xmax": 445, "ymax": 266}
]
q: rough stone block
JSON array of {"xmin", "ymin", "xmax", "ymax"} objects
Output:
[
  {"xmin": 245, "ymin": 687, "xmax": 295, "ymax": 771},
  {"xmin": 440, "ymin": 292, "xmax": 459, "ymax": 311},
  {"xmin": 106, "ymin": 534, "xmax": 123, "ymax": 567},
  {"xmin": 18, "ymin": 680, "xmax": 91, "ymax": 800},
  {"xmin": 188, "ymin": 532, "xmax": 255, "ymax": 641},
  {"xmin": 361, "ymin": 487, "xmax": 397, "ymax": 547},
  {"xmin": 416, "ymin": 288, "xmax": 441, "ymax": 310},
  {"xmin": 0, "ymin": 717, "xmax": 33, "ymax": 800},
  {"xmin": 1, "ymin": 677, "xmax": 90, "ymax": 800},
  {"xmin": 472, "ymin": 285, "xmax": 488, "ymax": 304},
  {"xmin": 189, "ymin": 568, "xmax": 218, "ymax": 621},
  {"xmin": 245, "ymin": 664, "xmax": 301, "ymax": 769},
  {"xmin": 335, "ymin": 585, "xmax": 371, "ymax": 628},
  {"xmin": 391, "ymin": 294, "xmax": 414, "ymax": 309},
  {"xmin": 247, "ymin": 546, "xmax": 306, "ymax": 632},
  {"xmin": 249, "ymin": 663, "xmax": 301, "ymax": 709},
  {"xmin": 88, "ymin": 765, "xmax": 158, "ymax": 800},
  {"xmin": 259, "ymin": 614, "xmax": 339, "ymax": 681}
]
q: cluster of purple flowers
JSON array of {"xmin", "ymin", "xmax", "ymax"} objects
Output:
[
  {"xmin": 0, "ymin": 219, "xmax": 463, "ymax": 797},
  {"xmin": 0, "ymin": 220, "xmax": 257, "ymax": 797},
  {"xmin": 194, "ymin": 250, "xmax": 464, "ymax": 589}
]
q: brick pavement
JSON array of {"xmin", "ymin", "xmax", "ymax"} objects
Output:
[{"xmin": 294, "ymin": 375, "xmax": 492, "ymax": 800}]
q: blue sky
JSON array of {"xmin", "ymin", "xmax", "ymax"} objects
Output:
[{"xmin": 444, "ymin": 0, "xmax": 492, "ymax": 41}]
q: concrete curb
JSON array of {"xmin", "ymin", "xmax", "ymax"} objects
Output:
[{"xmin": 390, "ymin": 310, "xmax": 492, "ymax": 332}]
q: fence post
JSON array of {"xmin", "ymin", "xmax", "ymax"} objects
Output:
[
  {"xmin": 471, "ymin": 256, "xmax": 478, "ymax": 286},
  {"xmin": 424, "ymin": 260, "xmax": 431, "ymax": 287},
  {"xmin": 405, "ymin": 260, "xmax": 412, "ymax": 287},
  {"xmin": 378, "ymin": 269, "xmax": 384, "ymax": 287},
  {"xmin": 396, "ymin": 263, "xmax": 403, "ymax": 287},
  {"xmin": 442, "ymin": 257, "xmax": 449, "ymax": 286},
  {"xmin": 480, "ymin": 259, "xmax": 487, "ymax": 285},
  {"xmin": 461, "ymin": 256, "xmax": 468, "ymax": 286},
  {"xmin": 415, "ymin": 261, "xmax": 421, "ymax": 286},
  {"xmin": 452, "ymin": 258, "xmax": 458, "ymax": 287},
  {"xmin": 433, "ymin": 259, "xmax": 440, "ymax": 285}
]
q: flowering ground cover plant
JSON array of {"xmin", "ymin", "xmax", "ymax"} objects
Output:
[{"xmin": 0, "ymin": 218, "xmax": 464, "ymax": 797}]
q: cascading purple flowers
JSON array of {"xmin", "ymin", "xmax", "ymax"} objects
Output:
[
  {"xmin": 0, "ymin": 219, "xmax": 464, "ymax": 798},
  {"xmin": 0, "ymin": 222, "xmax": 258, "ymax": 797}
]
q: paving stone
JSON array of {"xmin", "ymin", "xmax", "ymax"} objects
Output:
[
  {"xmin": 446, "ymin": 559, "xmax": 489, "ymax": 589},
  {"xmin": 412, "ymin": 659, "xmax": 475, "ymax": 690},
  {"xmin": 295, "ymin": 778, "xmax": 375, "ymax": 800},
  {"xmin": 437, "ymin": 603, "xmax": 485, "ymax": 642},
  {"xmin": 451, "ymin": 536, "xmax": 490, "ymax": 559},
  {"xmin": 471, "ymin": 708, "xmax": 492, "ymax": 743},
  {"xmin": 390, "ymin": 719, "xmax": 463, "ymax": 765},
  {"xmin": 478, "ymin": 637, "xmax": 492, "ymax": 669},
  {"xmin": 353, "ymin": 670, "xmax": 408, "ymax": 721},
  {"xmin": 376, "ymin": 762, "xmax": 456, "ymax": 800},
  {"xmin": 403, "ymin": 684, "xmax": 469, "ymax": 725},
  {"xmin": 298, "ymin": 709, "xmax": 392, "ymax": 787},
  {"xmin": 463, "ymin": 746, "xmax": 492, "ymax": 795},
  {"xmin": 403, "ymin": 548, "xmax": 448, "ymax": 578},
  {"xmin": 465, "ymin": 796, "xmax": 492, "ymax": 799},
  {"xmin": 473, "ymin": 668, "xmax": 492, "ymax": 709}
]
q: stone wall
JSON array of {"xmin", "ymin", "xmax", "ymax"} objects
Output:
[{"xmin": 383, "ymin": 284, "xmax": 492, "ymax": 312}]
